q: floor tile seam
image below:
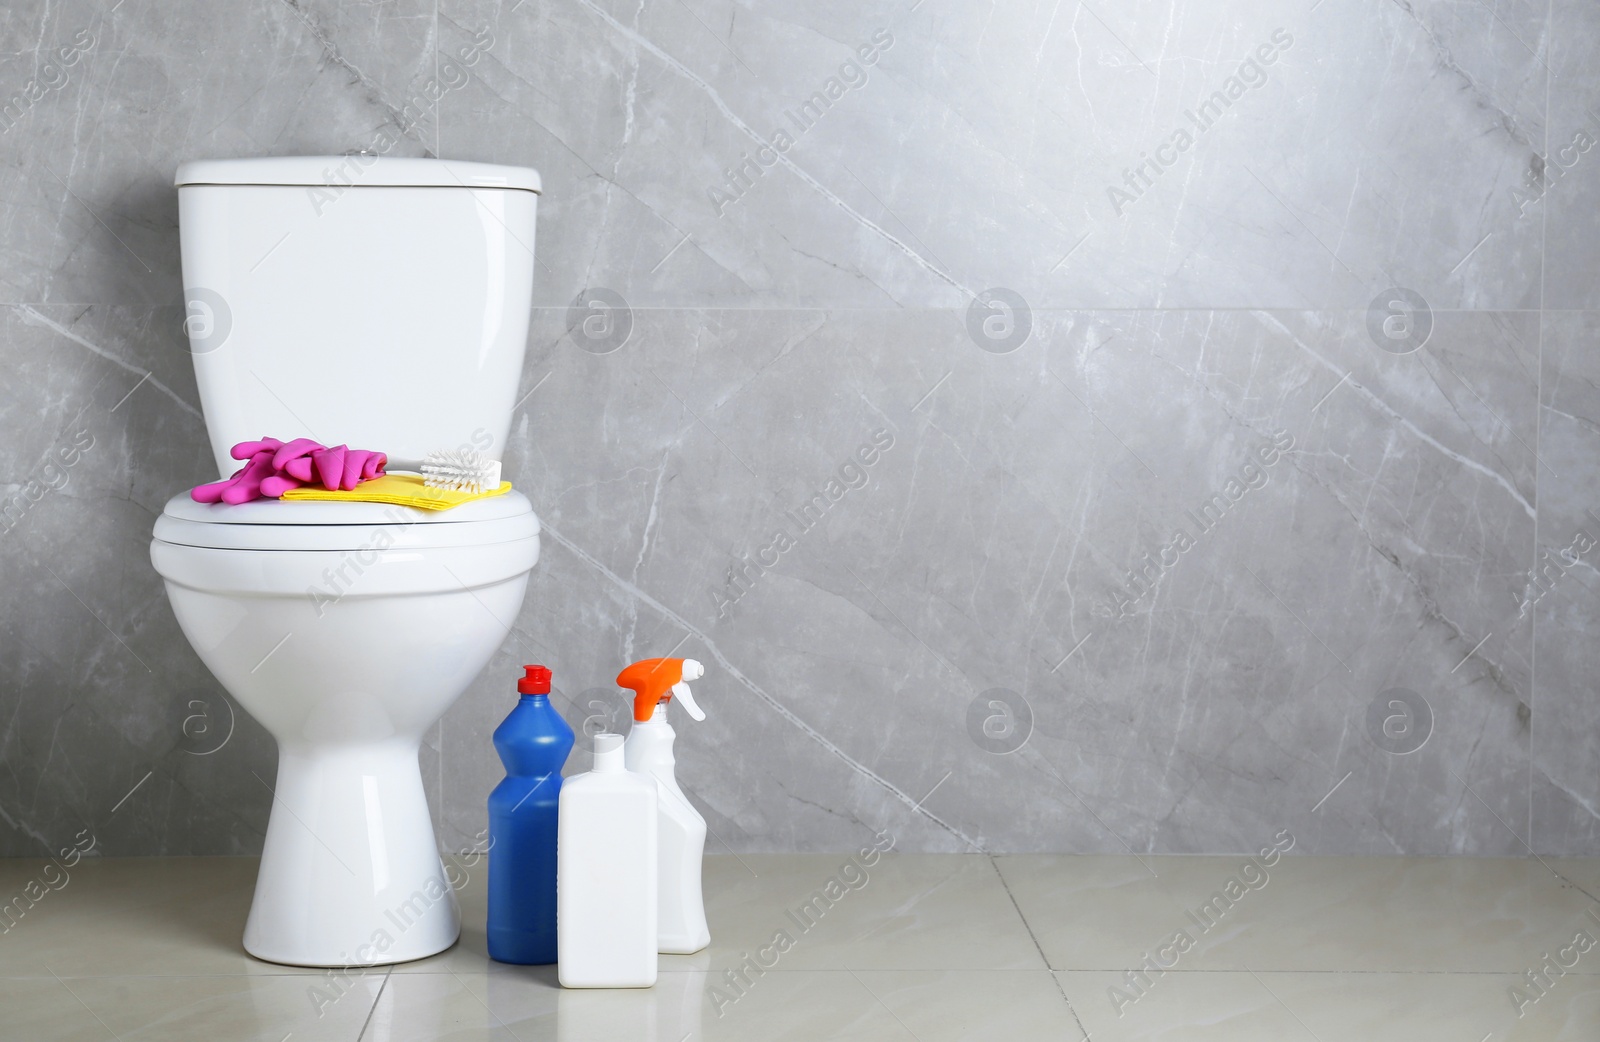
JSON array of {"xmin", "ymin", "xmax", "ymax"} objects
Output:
[
  {"xmin": 1051, "ymin": 967, "xmax": 1600, "ymax": 975},
  {"xmin": 353, "ymin": 966, "xmax": 392, "ymax": 1042},
  {"xmin": 1, "ymin": 971, "xmax": 358, "ymax": 979},
  {"xmin": 984, "ymin": 855, "xmax": 1059, "ymax": 972},
  {"xmin": 23, "ymin": 967, "xmax": 1585, "ymax": 984},
  {"xmin": 986, "ymin": 855, "xmax": 1095, "ymax": 1041},
  {"xmin": 24, "ymin": 967, "xmax": 1600, "ymax": 979},
  {"xmin": 1, "ymin": 304, "xmax": 1580, "ymax": 314},
  {"xmin": 481, "ymin": 966, "xmax": 1080, "ymax": 975}
]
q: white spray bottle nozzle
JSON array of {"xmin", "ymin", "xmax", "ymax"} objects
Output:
[{"xmin": 671, "ymin": 680, "xmax": 706, "ymax": 722}]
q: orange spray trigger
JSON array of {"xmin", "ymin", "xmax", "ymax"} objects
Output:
[{"xmin": 618, "ymin": 657, "xmax": 707, "ymax": 723}]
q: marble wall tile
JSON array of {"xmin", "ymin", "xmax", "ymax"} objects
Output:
[
  {"xmin": 0, "ymin": 0, "xmax": 439, "ymax": 306},
  {"xmin": 1531, "ymin": 310, "xmax": 1600, "ymax": 854},
  {"xmin": 440, "ymin": 0, "xmax": 1548, "ymax": 310},
  {"xmin": 0, "ymin": 304, "xmax": 274, "ymax": 857},
  {"xmin": 1542, "ymin": 0, "xmax": 1600, "ymax": 310},
  {"xmin": 0, "ymin": 0, "xmax": 1591, "ymax": 856},
  {"xmin": 425, "ymin": 305, "xmax": 1539, "ymax": 856}
]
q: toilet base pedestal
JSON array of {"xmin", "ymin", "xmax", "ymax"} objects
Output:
[{"xmin": 243, "ymin": 740, "xmax": 460, "ymax": 968}]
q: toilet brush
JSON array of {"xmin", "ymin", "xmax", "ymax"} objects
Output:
[{"xmin": 387, "ymin": 449, "xmax": 503, "ymax": 494}]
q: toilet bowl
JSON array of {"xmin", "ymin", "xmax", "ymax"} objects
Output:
[
  {"xmin": 152, "ymin": 492, "xmax": 538, "ymax": 964},
  {"xmin": 152, "ymin": 156, "xmax": 542, "ymax": 966}
]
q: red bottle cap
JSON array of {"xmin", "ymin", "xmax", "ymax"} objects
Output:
[{"xmin": 518, "ymin": 664, "xmax": 552, "ymax": 695}]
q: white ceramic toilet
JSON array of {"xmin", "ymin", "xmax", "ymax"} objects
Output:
[{"xmin": 150, "ymin": 156, "xmax": 542, "ymax": 967}]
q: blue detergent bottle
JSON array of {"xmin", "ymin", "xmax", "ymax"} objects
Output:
[{"xmin": 487, "ymin": 663, "xmax": 574, "ymax": 964}]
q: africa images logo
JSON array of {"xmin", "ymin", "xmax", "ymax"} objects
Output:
[
  {"xmin": 706, "ymin": 29, "xmax": 895, "ymax": 216},
  {"xmin": 1105, "ymin": 28, "xmax": 1293, "ymax": 217},
  {"xmin": 1094, "ymin": 429, "xmax": 1295, "ymax": 619}
]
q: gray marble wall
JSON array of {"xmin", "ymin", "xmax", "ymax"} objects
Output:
[{"xmin": 2, "ymin": 0, "xmax": 1597, "ymax": 858}]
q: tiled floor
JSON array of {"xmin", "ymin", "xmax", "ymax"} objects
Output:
[{"xmin": 4, "ymin": 853, "xmax": 1599, "ymax": 1040}]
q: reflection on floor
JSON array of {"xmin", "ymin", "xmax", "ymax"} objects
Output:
[{"xmin": 4, "ymin": 853, "xmax": 1599, "ymax": 1040}]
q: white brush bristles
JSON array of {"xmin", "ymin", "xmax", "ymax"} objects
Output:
[{"xmin": 420, "ymin": 449, "xmax": 502, "ymax": 494}]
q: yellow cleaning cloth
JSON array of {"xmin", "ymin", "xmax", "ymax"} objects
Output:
[{"xmin": 280, "ymin": 473, "xmax": 511, "ymax": 511}]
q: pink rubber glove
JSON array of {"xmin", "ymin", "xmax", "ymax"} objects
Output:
[
  {"xmin": 314, "ymin": 445, "xmax": 347, "ymax": 490},
  {"xmin": 191, "ymin": 437, "xmax": 389, "ymax": 503},
  {"xmin": 190, "ymin": 471, "xmax": 242, "ymax": 504},
  {"xmin": 259, "ymin": 473, "xmax": 305, "ymax": 498},
  {"xmin": 341, "ymin": 448, "xmax": 385, "ymax": 489},
  {"xmin": 282, "ymin": 454, "xmax": 317, "ymax": 483},
  {"xmin": 232, "ymin": 437, "xmax": 285, "ymax": 461},
  {"xmin": 191, "ymin": 449, "xmax": 277, "ymax": 504},
  {"xmin": 271, "ymin": 438, "xmax": 322, "ymax": 472}
]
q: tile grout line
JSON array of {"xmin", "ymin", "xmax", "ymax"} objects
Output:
[
  {"xmin": 7, "ymin": 301, "xmax": 1600, "ymax": 314},
  {"xmin": 433, "ymin": 0, "xmax": 440, "ymax": 159},
  {"xmin": 43, "ymin": 965, "xmax": 127, "ymax": 1041},
  {"xmin": 846, "ymin": 968, "xmax": 935, "ymax": 1042},
  {"xmin": 986, "ymin": 855, "xmax": 1092, "ymax": 1042},
  {"xmin": 1531, "ymin": 0, "xmax": 1553, "ymax": 869},
  {"xmin": 23, "ymin": 966, "xmax": 1600, "ymax": 980},
  {"xmin": 446, "ymin": 968, "xmax": 530, "ymax": 1041},
  {"xmin": 354, "ymin": 966, "xmax": 392, "ymax": 1042}
]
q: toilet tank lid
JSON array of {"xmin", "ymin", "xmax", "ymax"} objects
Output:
[{"xmin": 174, "ymin": 156, "xmax": 541, "ymax": 193}]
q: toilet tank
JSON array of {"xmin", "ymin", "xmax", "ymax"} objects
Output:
[{"xmin": 175, "ymin": 157, "xmax": 540, "ymax": 478}]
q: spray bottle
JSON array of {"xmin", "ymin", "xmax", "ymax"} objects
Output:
[{"xmin": 618, "ymin": 656, "xmax": 710, "ymax": 954}]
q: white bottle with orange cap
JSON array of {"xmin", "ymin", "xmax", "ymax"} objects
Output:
[{"xmin": 618, "ymin": 657, "xmax": 711, "ymax": 955}]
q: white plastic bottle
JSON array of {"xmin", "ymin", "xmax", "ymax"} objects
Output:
[
  {"xmin": 557, "ymin": 732, "xmax": 658, "ymax": 988},
  {"xmin": 617, "ymin": 657, "xmax": 711, "ymax": 954}
]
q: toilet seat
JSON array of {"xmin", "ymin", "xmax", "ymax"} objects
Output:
[
  {"xmin": 152, "ymin": 489, "xmax": 539, "ymax": 551},
  {"xmin": 151, "ymin": 489, "xmax": 540, "ymax": 597}
]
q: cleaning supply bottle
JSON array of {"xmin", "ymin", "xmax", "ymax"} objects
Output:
[
  {"xmin": 486, "ymin": 664, "xmax": 574, "ymax": 965},
  {"xmin": 618, "ymin": 657, "xmax": 711, "ymax": 955},
  {"xmin": 557, "ymin": 732, "xmax": 658, "ymax": 988}
]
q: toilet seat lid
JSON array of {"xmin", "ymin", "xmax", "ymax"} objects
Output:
[{"xmin": 153, "ymin": 489, "xmax": 539, "ymax": 551}]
